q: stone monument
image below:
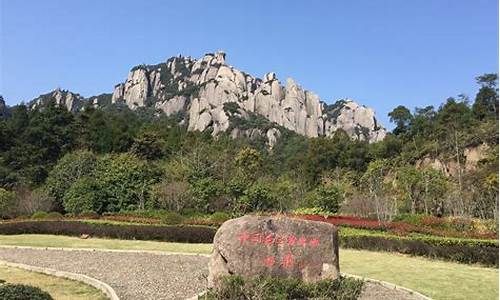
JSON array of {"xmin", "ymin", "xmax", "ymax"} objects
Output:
[{"xmin": 208, "ymin": 215, "xmax": 340, "ymax": 287}]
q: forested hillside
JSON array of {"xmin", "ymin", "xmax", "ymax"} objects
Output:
[{"xmin": 0, "ymin": 74, "xmax": 497, "ymax": 221}]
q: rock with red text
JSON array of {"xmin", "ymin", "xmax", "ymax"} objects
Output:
[{"xmin": 207, "ymin": 215, "xmax": 339, "ymax": 287}]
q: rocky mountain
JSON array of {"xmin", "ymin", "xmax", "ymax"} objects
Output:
[
  {"xmin": 26, "ymin": 51, "xmax": 387, "ymax": 146},
  {"xmin": 29, "ymin": 88, "xmax": 86, "ymax": 112}
]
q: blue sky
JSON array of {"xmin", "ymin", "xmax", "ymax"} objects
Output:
[{"xmin": 1, "ymin": 0, "xmax": 498, "ymax": 129}]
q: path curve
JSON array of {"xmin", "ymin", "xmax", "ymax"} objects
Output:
[
  {"xmin": 0, "ymin": 259, "xmax": 119, "ymax": 300},
  {"xmin": 0, "ymin": 246, "xmax": 430, "ymax": 300}
]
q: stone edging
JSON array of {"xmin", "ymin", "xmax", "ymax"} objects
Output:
[
  {"xmin": 0, "ymin": 260, "xmax": 120, "ymax": 300},
  {"xmin": 0, "ymin": 245, "xmax": 210, "ymax": 257}
]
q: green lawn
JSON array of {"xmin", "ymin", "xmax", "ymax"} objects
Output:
[
  {"xmin": 0, "ymin": 264, "xmax": 108, "ymax": 300},
  {"xmin": 0, "ymin": 234, "xmax": 497, "ymax": 300}
]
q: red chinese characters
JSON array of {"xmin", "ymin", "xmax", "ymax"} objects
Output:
[
  {"xmin": 309, "ymin": 238, "xmax": 320, "ymax": 247},
  {"xmin": 298, "ymin": 236, "xmax": 307, "ymax": 247},
  {"xmin": 263, "ymin": 256, "xmax": 275, "ymax": 267},
  {"xmin": 238, "ymin": 231, "xmax": 250, "ymax": 245},
  {"xmin": 264, "ymin": 234, "xmax": 274, "ymax": 244},
  {"xmin": 280, "ymin": 253, "xmax": 294, "ymax": 268},
  {"xmin": 251, "ymin": 232, "xmax": 262, "ymax": 244},
  {"xmin": 238, "ymin": 231, "xmax": 320, "ymax": 249},
  {"xmin": 262, "ymin": 254, "xmax": 295, "ymax": 269}
]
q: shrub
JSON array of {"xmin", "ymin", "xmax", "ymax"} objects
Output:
[
  {"xmin": 13, "ymin": 188, "xmax": 54, "ymax": 216},
  {"xmin": 44, "ymin": 150, "xmax": 97, "ymax": 212},
  {"xmin": 203, "ymin": 275, "xmax": 364, "ymax": 300},
  {"xmin": 93, "ymin": 153, "xmax": 162, "ymax": 212},
  {"xmin": 161, "ymin": 212, "xmax": 184, "ymax": 225},
  {"xmin": 449, "ymin": 216, "xmax": 474, "ymax": 232},
  {"xmin": 63, "ymin": 177, "xmax": 102, "ymax": 215},
  {"xmin": 0, "ymin": 188, "xmax": 15, "ymax": 219},
  {"xmin": 298, "ymin": 214, "xmax": 389, "ymax": 230},
  {"xmin": 238, "ymin": 181, "xmax": 275, "ymax": 213},
  {"xmin": 293, "ymin": 207, "xmax": 337, "ymax": 217},
  {"xmin": 420, "ymin": 215, "xmax": 448, "ymax": 229},
  {"xmin": 31, "ymin": 211, "xmax": 49, "ymax": 219},
  {"xmin": 0, "ymin": 221, "xmax": 216, "ymax": 243},
  {"xmin": 474, "ymin": 218, "xmax": 499, "ymax": 234},
  {"xmin": 210, "ymin": 212, "xmax": 231, "ymax": 224},
  {"xmin": 311, "ymin": 184, "xmax": 343, "ymax": 214},
  {"xmin": 78, "ymin": 210, "xmax": 100, "ymax": 219},
  {"xmin": 46, "ymin": 212, "xmax": 63, "ymax": 220},
  {"xmin": 392, "ymin": 213, "xmax": 425, "ymax": 225},
  {"xmin": 0, "ymin": 283, "xmax": 53, "ymax": 300},
  {"xmin": 340, "ymin": 228, "xmax": 499, "ymax": 266}
]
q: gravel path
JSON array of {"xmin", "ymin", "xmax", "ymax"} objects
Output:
[
  {"xmin": 0, "ymin": 247, "xmax": 427, "ymax": 300},
  {"xmin": 0, "ymin": 248, "xmax": 208, "ymax": 300}
]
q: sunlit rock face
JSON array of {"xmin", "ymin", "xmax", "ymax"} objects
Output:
[{"xmin": 28, "ymin": 88, "xmax": 85, "ymax": 113}]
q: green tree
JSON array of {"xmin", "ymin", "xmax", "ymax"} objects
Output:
[
  {"xmin": 311, "ymin": 184, "xmax": 343, "ymax": 214},
  {"xmin": 473, "ymin": 73, "xmax": 498, "ymax": 120},
  {"xmin": 94, "ymin": 153, "xmax": 161, "ymax": 212},
  {"xmin": 0, "ymin": 188, "xmax": 15, "ymax": 218},
  {"xmin": 235, "ymin": 147, "xmax": 263, "ymax": 180},
  {"xmin": 191, "ymin": 177, "xmax": 224, "ymax": 213},
  {"xmin": 130, "ymin": 131, "xmax": 165, "ymax": 160},
  {"xmin": 63, "ymin": 177, "xmax": 101, "ymax": 214},
  {"xmin": 394, "ymin": 166, "xmax": 424, "ymax": 214},
  {"xmin": 238, "ymin": 180, "xmax": 275, "ymax": 213},
  {"xmin": 44, "ymin": 150, "xmax": 97, "ymax": 212},
  {"xmin": 388, "ymin": 105, "xmax": 413, "ymax": 136},
  {"xmin": 361, "ymin": 160, "xmax": 395, "ymax": 221}
]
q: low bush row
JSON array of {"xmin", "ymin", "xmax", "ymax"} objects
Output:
[
  {"xmin": 0, "ymin": 282, "xmax": 53, "ymax": 300},
  {"xmin": 0, "ymin": 221, "xmax": 216, "ymax": 243},
  {"xmin": 297, "ymin": 214, "xmax": 498, "ymax": 240},
  {"xmin": 340, "ymin": 228, "xmax": 499, "ymax": 266},
  {"xmin": 202, "ymin": 275, "xmax": 364, "ymax": 300}
]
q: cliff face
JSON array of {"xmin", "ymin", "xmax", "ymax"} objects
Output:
[{"xmin": 26, "ymin": 51, "xmax": 386, "ymax": 147}]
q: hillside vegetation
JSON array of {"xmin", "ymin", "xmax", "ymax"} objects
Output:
[{"xmin": 0, "ymin": 74, "xmax": 497, "ymax": 224}]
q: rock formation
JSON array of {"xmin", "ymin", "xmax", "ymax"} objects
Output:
[
  {"xmin": 29, "ymin": 88, "xmax": 85, "ymax": 112},
  {"xmin": 27, "ymin": 51, "xmax": 387, "ymax": 146},
  {"xmin": 208, "ymin": 215, "xmax": 339, "ymax": 287}
]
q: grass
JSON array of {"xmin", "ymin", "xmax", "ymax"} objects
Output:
[
  {"xmin": 0, "ymin": 264, "xmax": 108, "ymax": 300},
  {"xmin": 340, "ymin": 249, "xmax": 498, "ymax": 300},
  {"xmin": 0, "ymin": 234, "xmax": 498, "ymax": 300},
  {"xmin": 0, "ymin": 234, "xmax": 212, "ymax": 254}
]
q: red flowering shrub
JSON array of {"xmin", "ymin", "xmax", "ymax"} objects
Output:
[
  {"xmin": 420, "ymin": 216, "xmax": 448, "ymax": 229},
  {"xmin": 295, "ymin": 213, "xmax": 498, "ymax": 240}
]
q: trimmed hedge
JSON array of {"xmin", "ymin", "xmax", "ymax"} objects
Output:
[
  {"xmin": 340, "ymin": 228, "xmax": 498, "ymax": 266},
  {"xmin": 0, "ymin": 221, "xmax": 215, "ymax": 243},
  {"xmin": 0, "ymin": 283, "xmax": 53, "ymax": 300}
]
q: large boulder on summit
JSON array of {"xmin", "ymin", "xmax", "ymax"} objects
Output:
[{"xmin": 208, "ymin": 215, "xmax": 340, "ymax": 287}]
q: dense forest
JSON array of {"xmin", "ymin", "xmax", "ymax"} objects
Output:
[{"xmin": 0, "ymin": 74, "xmax": 498, "ymax": 221}]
